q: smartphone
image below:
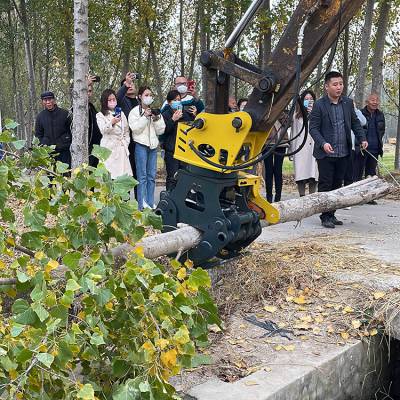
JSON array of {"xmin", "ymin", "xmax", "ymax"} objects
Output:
[{"xmin": 114, "ymin": 106, "xmax": 122, "ymax": 117}]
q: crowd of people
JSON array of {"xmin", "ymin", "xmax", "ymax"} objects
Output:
[{"xmin": 34, "ymin": 70, "xmax": 386, "ymax": 226}]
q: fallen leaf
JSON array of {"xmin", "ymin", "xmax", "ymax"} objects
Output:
[
  {"xmin": 343, "ymin": 306, "xmax": 354, "ymax": 314},
  {"xmin": 314, "ymin": 316, "xmax": 324, "ymax": 323},
  {"xmin": 282, "ymin": 344, "xmax": 295, "ymax": 351},
  {"xmin": 370, "ymin": 328, "xmax": 378, "ymax": 336},
  {"xmin": 244, "ymin": 381, "xmax": 259, "ymax": 386},
  {"xmin": 294, "ymin": 322, "xmax": 310, "ymax": 330},
  {"xmin": 373, "ymin": 292, "xmax": 386, "ymax": 300},
  {"xmin": 264, "ymin": 305, "xmax": 277, "ymax": 313},
  {"xmin": 312, "ymin": 327, "xmax": 321, "ymax": 335},
  {"xmin": 340, "ymin": 332, "xmax": 350, "ymax": 340},
  {"xmin": 352, "ymin": 320, "xmax": 362, "ymax": 329},
  {"xmin": 300, "ymin": 315, "xmax": 313, "ymax": 323},
  {"xmin": 274, "ymin": 345, "xmax": 283, "ymax": 351},
  {"xmin": 209, "ymin": 324, "xmax": 222, "ymax": 333},
  {"xmin": 287, "ymin": 287, "xmax": 296, "ymax": 296},
  {"xmin": 293, "ymin": 296, "xmax": 307, "ymax": 305}
]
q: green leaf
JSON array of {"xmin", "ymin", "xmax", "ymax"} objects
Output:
[
  {"xmin": 60, "ymin": 291, "xmax": 74, "ymax": 308},
  {"xmin": 36, "ymin": 353, "xmax": 54, "ymax": 368},
  {"xmin": 16, "ymin": 270, "xmax": 30, "ymax": 283},
  {"xmin": 112, "ymin": 359, "xmax": 130, "ymax": 378},
  {"xmin": 1, "ymin": 207, "xmax": 15, "ymax": 222},
  {"xmin": 16, "ymin": 348, "xmax": 33, "ymax": 363},
  {"xmin": 5, "ymin": 120, "xmax": 19, "ymax": 130},
  {"xmin": 0, "ymin": 356, "xmax": 18, "ymax": 371},
  {"xmin": 77, "ymin": 384, "xmax": 95, "ymax": 400},
  {"xmin": 31, "ymin": 302, "xmax": 49, "ymax": 322},
  {"xmin": 141, "ymin": 208, "xmax": 162, "ymax": 230},
  {"xmin": 56, "ymin": 161, "xmax": 69, "ymax": 173},
  {"xmin": 113, "ymin": 175, "xmax": 136, "ymax": 197},
  {"xmin": 90, "ymin": 333, "xmax": 105, "ymax": 346},
  {"xmin": 179, "ymin": 305, "xmax": 194, "ymax": 315},
  {"xmin": 12, "ymin": 299, "xmax": 30, "ymax": 314},
  {"xmin": 12, "ymin": 139, "xmax": 26, "ymax": 150},
  {"xmin": 20, "ymin": 232, "xmax": 43, "ymax": 250},
  {"xmin": 10, "ymin": 324, "xmax": 25, "ymax": 338},
  {"xmin": 0, "ymin": 165, "xmax": 9, "ymax": 189},
  {"xmin": 66, "ymin": 279, "xmax": 81, "ymax": 292},
  {"xmin": 100, "ymin": 206, "xmax": 116, "ymax": 225},
  {"xmin": 14, "ymin": 307, "xmax": 38, "ymax": 325},
  {"xmin": 71, "ymin": 205, "xmax": 88, "ymax": 218},
  {"xmin": 113, "ymin": 378, "xmax": 142, "ymax": 400},
  {"xmin": 92, "ymin": 145, "xmax": 112, "ymax": 162},
  {"xmin": 187, "ymin": 269, "xmax": 211, "ymax": 290},
  {"xmin": 62, "ymin": 252, "xmax": 81, "ymax": 270},
  {"xmin": 56, "ymin": 341, "xmax": 73, "ymax": 367}
]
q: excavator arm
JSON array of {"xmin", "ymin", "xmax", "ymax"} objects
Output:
[{"xmin": 156, "ymin": 0, "xmax": 366, "ymax": 265}]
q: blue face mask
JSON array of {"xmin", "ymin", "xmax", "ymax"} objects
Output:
[
  {"xmin": 171, "ymin": 101, "xmax": 182, "ymax": 111},
  {"xmin": 303, "ymin": 100, "xmax": 309, "ymax": 108}
]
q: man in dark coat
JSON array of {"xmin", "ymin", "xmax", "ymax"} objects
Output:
[
  {"xmin": 117, "ymin": 72, "xmax": 139, "ymax": 180},
  {"xmin": 360, "ymin": 93, "xmax": 386, "ymax": 177},
  {"xmin": 35, "ymin": 91, "xmax": 72, "ymax": 167},
  {"xmin": 309, "ymin": 71, "xmax": 368, "ymax": 228}
]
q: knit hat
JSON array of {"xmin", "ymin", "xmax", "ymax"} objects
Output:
[{"xmin": 40, "ymin": 91, "xmax": 55, "ymax": 100}]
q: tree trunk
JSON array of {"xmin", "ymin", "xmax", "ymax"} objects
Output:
[
  {"xmin": 354, "ymin": 0, "xmax": 375, "ymax": 107},
  {"xmin": 371, "ymin": 0, "xmax": 391, "ymax": 98},
  {"xmin": 313, "ymin": 59, "xmax": 323, "ymax": 98},
  {"xmin": 261, "ymin": 0, "xmax": 271, "ymax": 70},
  {"xmin": 188, "ymin": 5, "xmax": 200, "ymax": 79},
  {"xmin": 65, "ymin": 34, "xmax": 74, "ymax": 100},
  {"xmin": 179, "ymin": 0, "xmax": 185, "ymax": 76},
  {"xmin": 146, "ymin": 22, "xmax": 163, "ymax": 102},
  {"xmin": 395, "ymin": 62, "xmax": 400, "ymax": 171},
  {"xmin": 199, "ymin": 0, "xmax": 208, "ymax": 98},
  {"xmin": 121, "ymin": 0, "xmax": 133, "ymax": 77},
  {"xmin": 14, "ymin": 0, "xmax": 37, "ymax": 144},
  {"xmin": 70, "ymin": 0, "xmax": 89, "ymax": 168},
  {"xmin": 342, "ymin": 25, "xmax": 350, "ymax": 96}
]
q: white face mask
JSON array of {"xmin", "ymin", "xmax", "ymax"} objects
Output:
[
  {"xmin": 142, "ymin": 96, "xmax": 154, "ymax": 106},
  {"xmin": 177, "ymin": 85, "xmax": 187, "ymax": 94}
]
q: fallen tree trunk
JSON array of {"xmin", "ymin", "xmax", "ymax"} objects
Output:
[{"xmin": 0, "ymin": 177, "xmax": 392, "ymax": 285}]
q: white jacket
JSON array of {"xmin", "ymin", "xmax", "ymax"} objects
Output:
[
  {"xmin": 128, "ymin": 105, "xmax": 166, "ymax": 149},
  {"xmin": 96, "ymin": 111, "xmax": 132, "ymax": 179}
]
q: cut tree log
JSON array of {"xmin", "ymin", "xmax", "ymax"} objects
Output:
[{"xmin": 0, "ymin": 177, "xmax": 392, "ymax": 286}]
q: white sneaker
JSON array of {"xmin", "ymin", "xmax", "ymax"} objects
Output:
[{"xmin": 142, "ymin": 201, "xmax": 151, "ymax": 209}]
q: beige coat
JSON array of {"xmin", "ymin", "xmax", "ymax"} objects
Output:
[
  {"xmin": 96, "ymin": 111, "xmax": 132, "ymax": 179},
  {"xmin": 128, "ymin": 105, "xmax": 166, "ymax": 149},
  {"xmin": 290, "ymin": 116, "xmax": 318, "ymax": 182}
]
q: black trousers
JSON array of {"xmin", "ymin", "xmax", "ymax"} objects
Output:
[
  {"xmin": 264, "ymin": 147, "xmax": 286, "ymax": 203},
  {"xmin": 344, "ymin": 150, "xmax": 356, "ymax": 186},
  {"xmin": 364, "ymin": 151, "xmax": 379, "ymax": 177},
  {"xmin": 55, "ymin": 149, "xmax": 71, "ymax": 168},
  {"xmin": 317, "ymin": 156, "xmax": 349, "ymax": 221},
  {"xmin": 164, "ymin": 150, "xmax": 180, "ymax": 191},
  {"xmin": 352, "ymin": 151, "xmax": 365, "ymax": 182}
]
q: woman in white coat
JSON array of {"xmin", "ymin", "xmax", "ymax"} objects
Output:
[
  {"xmin": 290, "ymin": 90, "xmax": 318, "ymax": 196},
  {"xmin": 96, "ymin": 89, "xmax": 132, "ymax": 179},
  {"xmin": 128, "ymin": 86, "xmax": 166, "ymax": 210}
]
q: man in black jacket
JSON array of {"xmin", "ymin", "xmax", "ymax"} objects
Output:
[
  {"xmin": 35, "ymin": 91, "xmax": 72, "ymax": 167},
  {"xmin": 309, "ymin": 71, "xmax": 368, "ymax": 228},
  {"xmin": 361, "ymin": 93, "xmax": 385, "ymax": 177}
]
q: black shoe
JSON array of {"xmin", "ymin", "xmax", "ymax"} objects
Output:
[
  {"xmin": 331, "ymin": 216, "xmax": 343, "ymax": 226},
  {"xmin": 321, "ymin": 220, "xmax": 335, "ymax": 229},
  {"xmin": 368, "ymin": 200, "xmax": 378, "ymax": 205}
]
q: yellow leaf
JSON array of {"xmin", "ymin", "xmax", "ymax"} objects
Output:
[
  {"xmin": 155, "ymin": 339, "xmax": 169, "ymax": 350},
  {"xmin": 105, "ymin": 302, "xmax": 114, "ymax": 311},
  {"xmin": 274, "ymin": 345, "xmax": 283, "ymax": 351},
  {"xmin": 282, "ymin": 344, "xmax": 295, "ymax": 351},
  {"xmin": 285, "ymin": 296, "xmax": 294, "ymax": 302},
  {"xmin": 373, "ymin": 292, "xmax": 386, "ymax": 300},
  {"xmin": 38, "ymin": 344, "xmax": 48, "ymax": 352},
  {"xmin": 287, "ymin": 287, "xmax": 296, "ymax": 296},
  {"xmin": 340, "ymin": 331, "xmax": 350, "ymax": 340},
  {"xmin": 293, "ymin": 296, "xmax": 307, "ymax": 305},
  {"xmin": 312, "ymin": 327, "xmax": 321, "ymax": 334},
  {"xmin": 244, "ymin": 380, "xmax": 259, "ymax": 386},
  {"xmin": 177, "ymin": 268, "xmax": 187, "ymax": 280},
  {"xmin": 314, "ymin": 316, "xmax": 324, "ymax": 323},
  {"xmin": 45, "ymin": 259, "xmax": 59, "ymax": 274},
  {"xmin": 342, "ymin": 306, "xmax": 354, "ymax": 314},
  {"xmin": 0, "ymin": 260, "xmax": 6, "ymax": 270},
  {"xmin": 56, "ymin": 235, "xmax": 68, "ymax": 243},
  {"xmin": 9, "ymin": 369, "xmax": 18, "ymax": 380},
  {"xmin": 133, "ymin": 246, "xmax": 144, "ymax": 257},
  {"xmin": 294, "ymin": 322, "xmax": 310, "ymax": 330},
  {"xmin": 6, "ymin": 236, "xmax": 15, "ymax": 246},
  {"xmin": 369, "ymin": 328, "xmax": 378, "ymax": 336},
  {"xmin": 160, "ymin": 348, "xmax": 177, "ymax": 369},
  {"xmin": 184, "ymin": 259, "xmax": 194, "ymax": 269},
  {"xmin": 300, "ymin": 315, "xmax": 313, "ymax": 323},
  {"xmin": 142, "ymin": 341, "xmax": 155, "ymax": 354},
  {"xmin": 264, "ymin": 305, "xmax": 277, "ymax": 313},
  {"xmin": 352, "ymin": 320, "xmax": 362, "ymax": 329}
]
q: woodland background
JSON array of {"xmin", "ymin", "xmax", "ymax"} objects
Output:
[{"xmin": 0, "ymin": 0, "xmax": 400, "ymax": 164}]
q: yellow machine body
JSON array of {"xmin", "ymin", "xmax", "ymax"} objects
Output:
[{"xmin": 174, "ymin": 111, "xmax": 280, "ymax": 224}]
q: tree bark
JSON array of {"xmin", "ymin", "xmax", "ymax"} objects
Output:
[
  {"xmin": 13, "ymin": 0, "xmax": 37, "ymax": 145},
  {"xmin": 371, "ymin": 0, "xmax": 391, "ymax": 98},
  {"xmin": 395, "ymin": 61, "xmax": 400, "ymax": 171},
  {"xmin": 179, "ymin": 0, "xmax": 185, "ymax": 76},
  {"xmin": 261, "ymin": 0, "xmax": 271, "ymax": 70},
  {"xmin": 0, "ymin": 178, "xmax": 391, "ymax": 286},
  {"xmin": 70, "ymin": 0, "xmax": 89, "ymax": 168},
  {"xmin": 342, "ymin": 25, "xmax": 350, "ymax": 96},
  {"xmin": 354, "ymin": 0, "xmax": 375, "ymax": 107},
  {"xmin": 199, "ymin": 0, "xmax": 208, "ymax": 98},
  {"xmin": 188, "ymin": 5, "xmax": 200, "ymax": 79},
  {"xmin": 121, "ymin": 0, "xmax": 133, "ymax": 77}
]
